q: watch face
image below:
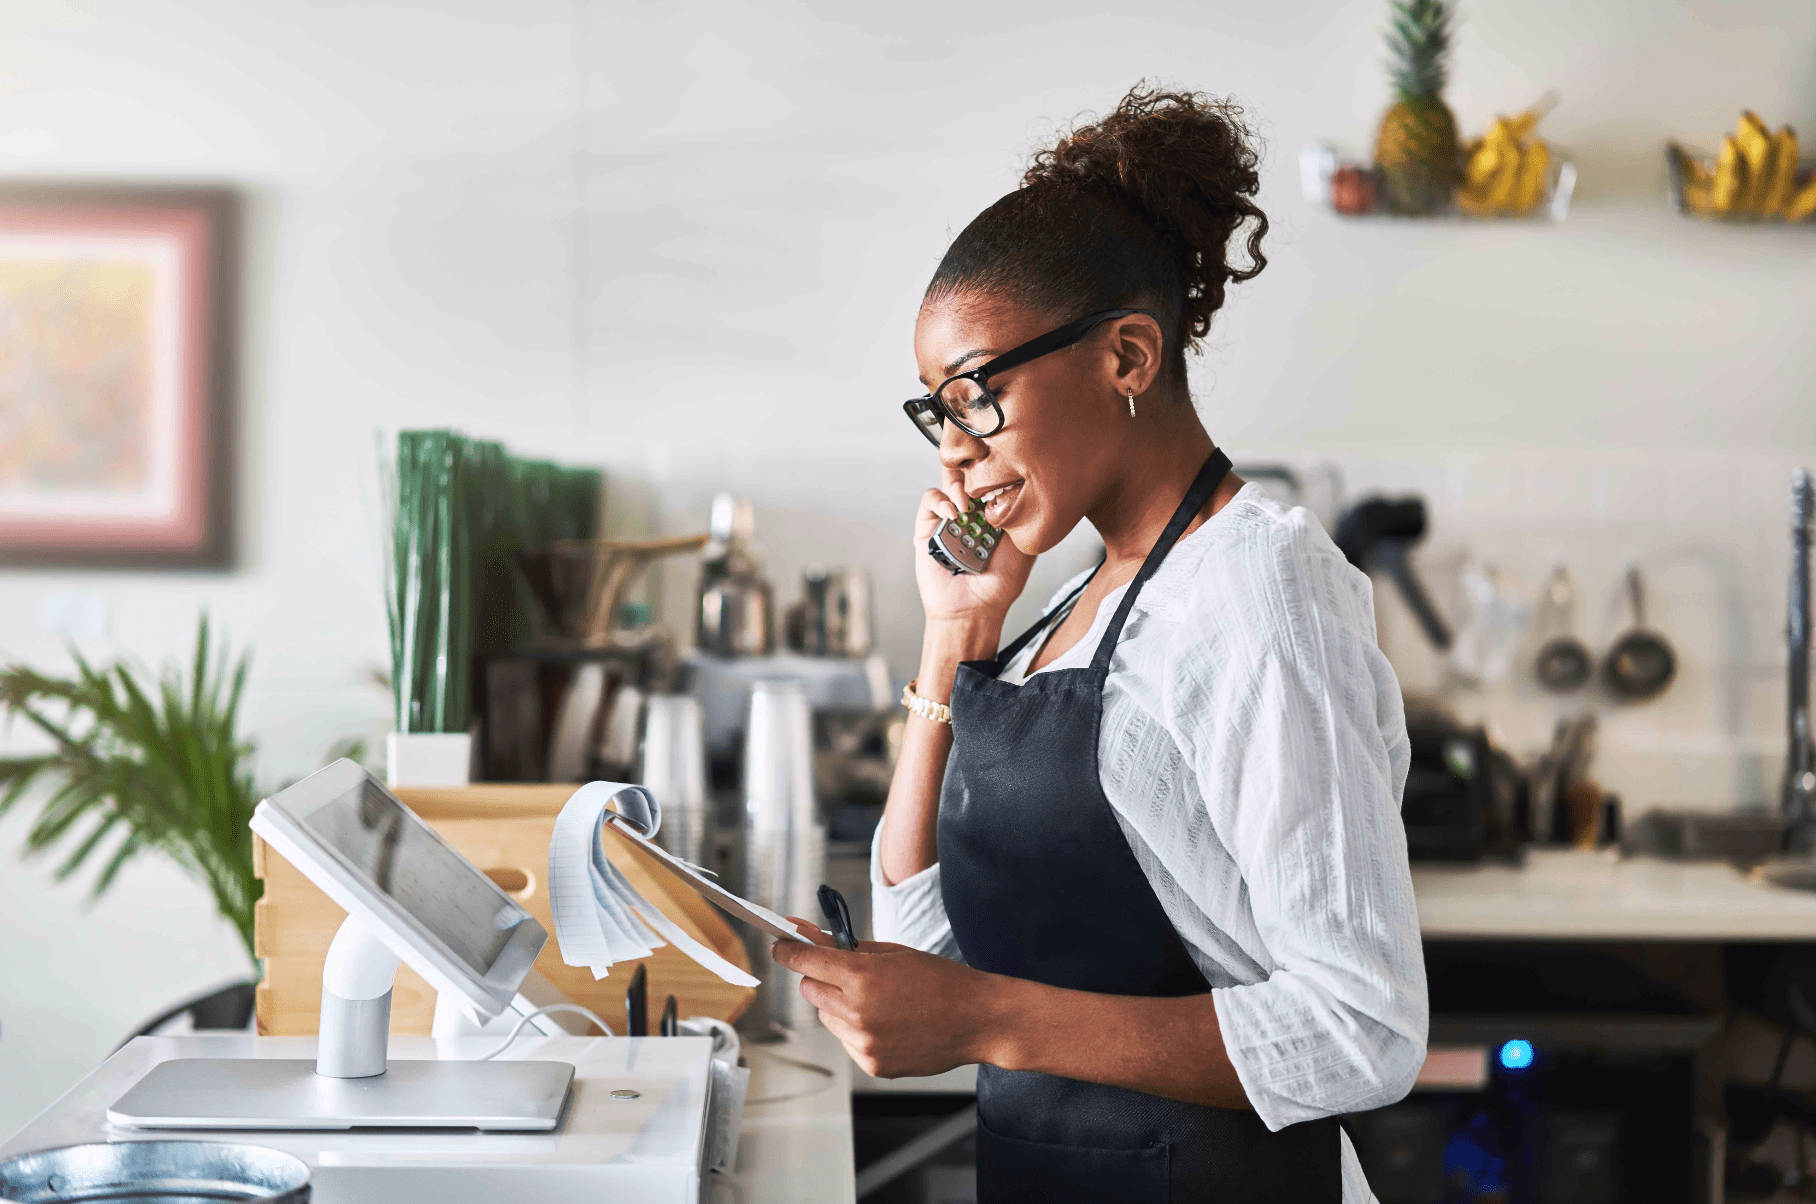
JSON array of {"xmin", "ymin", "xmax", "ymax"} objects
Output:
[{"xmin": 929, "ymin": 503, "xmax": 1000, "ymax": 574}]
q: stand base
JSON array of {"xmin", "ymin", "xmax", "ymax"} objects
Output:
[{"xmin": 108, "ymin": 1059, "xmax": 574, "ymax": 1131}]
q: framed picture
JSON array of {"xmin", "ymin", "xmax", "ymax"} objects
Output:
[{"xmin": 0, "ymin": 183, "xmax": 237, "ymax": 568}]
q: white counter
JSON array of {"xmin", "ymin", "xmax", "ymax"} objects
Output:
[
  {"xmin": 1412, "ymin": 848, "xmax": 1816, "ymax": 940},
  {"xmin": 725, "ymin": 1027, "xmax": 855, "ymax": 1203},
  {"xmin": 1, "ymin": 1031, "xmax": 856, "ymax": 1204}
]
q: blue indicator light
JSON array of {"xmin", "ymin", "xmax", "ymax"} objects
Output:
[{"xmin": 1499, "ymin": 1039, "xmax": 1533, "ymax": 1070}]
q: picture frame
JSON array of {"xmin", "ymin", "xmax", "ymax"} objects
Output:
[{"xmin": 0, "ymin": 183, "xmax": 238, "ymax": 569}]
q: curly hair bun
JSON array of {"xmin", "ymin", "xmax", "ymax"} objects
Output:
[{"xmin": 927, "ymin": 85, "xmax": 1269, "ymax": 376}]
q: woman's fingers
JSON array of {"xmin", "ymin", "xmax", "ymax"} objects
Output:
[
  {"xmin": 784, "ymin": 917, "xmax": 835, "ymax": 948},
  {"xmin": 940, "ymin": 475, "xmax": 971, "ymax": 522},
  {"xmin": 920, "ymin": 487, "xmax": 959, "ymax": 529},
  {"xmin": 771, "ymin": 938, "xmax": 861, "ymax": 988},
  {"xmin": 798, "ymin": 974, "xmax": 849, "ymax": 1020},
  {"xmin": 817, "ymin": 1010, "xmax": 871, "ymax": 1060}
]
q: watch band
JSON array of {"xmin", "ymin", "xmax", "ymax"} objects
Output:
[{"xmin": 901, "ymin": 680, "xmax": 952, "ymax": 725}]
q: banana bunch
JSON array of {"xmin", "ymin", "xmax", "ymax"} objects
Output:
[
  {"xmin": 1459, "ymin": 110, "xmax": 1551, "ymax": 217},
  {"xmin": 1677, "ymin": 112, "xmax": 1816, "ymax": 221}
]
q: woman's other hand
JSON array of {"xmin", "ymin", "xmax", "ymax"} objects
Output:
[
  {"xmin": 772, "ymin": 929, "xmax": 1011, "ymax": 1080},
  {"xmin": 914, "ymin": 481, "xmax": 1034, "ymax": 628}
]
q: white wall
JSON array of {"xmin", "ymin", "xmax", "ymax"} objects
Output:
[{"xmin": 1, "ymin": 0, "xmax": 1813, "ymax": 1135}]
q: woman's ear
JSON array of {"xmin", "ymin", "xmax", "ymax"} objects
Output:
[{"xmin": 1107, "ymin": 313, "xmax": 1165, "ymax": 398}]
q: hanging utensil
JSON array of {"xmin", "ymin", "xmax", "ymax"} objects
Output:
[
  {"xmin": 1448, "ymin": 561, "xmax": 1529, "ymax": 687},
  {"xmin": 1334, "ymin": 497, "xmax": 1452, "ymax": 650},
  {"xmin": 1532, "ymin": 564, "xmax": 1593, "ymax": 693},
  {"xmin": 1601, "ymin": 565, "xmax": 1677, "ymax": 702}
]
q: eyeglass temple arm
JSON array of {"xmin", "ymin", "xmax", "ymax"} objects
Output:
[{"xmin": 972, "ymin": 308, "xmax": 1158, "ymax": 380}]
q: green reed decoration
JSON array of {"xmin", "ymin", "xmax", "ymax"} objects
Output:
[
  {"xmin": 387, "ymin": 430, "xmax": 473, "ymax": 733},
  {"xmin": 385, "ymin": 431, "xmax": 601, "ymax": 733},
  {"xmin": 0, "ymin": 615, "xmax": 262, "ymax": 963}
]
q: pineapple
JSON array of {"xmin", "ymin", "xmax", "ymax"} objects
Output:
[{"xmin": 1374, "ymin": 0, "xmax": 1462, "ymax": 215}]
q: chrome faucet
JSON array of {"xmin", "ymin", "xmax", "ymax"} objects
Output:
[{"xmin": 1788, "ymin": 469, "xmax": 1814, "ymax": 844}]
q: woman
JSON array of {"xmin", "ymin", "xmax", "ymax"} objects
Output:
[{"xmin": 772, "ymin": 87, "xmax": 1426, "ymax": 1204}]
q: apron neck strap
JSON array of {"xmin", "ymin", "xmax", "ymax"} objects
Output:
[
  {"xmin": 994, "ymin": 568, "xmax": 1098, "ymax": 668},
  {"xmin": 1088, "ymin": 449, "xmax": 1232, "ymax": 675}
]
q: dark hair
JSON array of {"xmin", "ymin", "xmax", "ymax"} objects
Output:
[{"xmin": 925, "ymin": 85, "xmax": 1268, "ymax": 384}]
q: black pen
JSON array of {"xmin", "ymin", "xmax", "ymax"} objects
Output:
[
  {"xmin": 660, "ymin": 994, "xmax": 678, "ymax": 1037},
  {"xmin": 818, "ymin": 883, "xmax": 857, "ymax": 952},
  {"xmin": 627, "ymin": 963, "xmax": 648, "ymax": 1037}
]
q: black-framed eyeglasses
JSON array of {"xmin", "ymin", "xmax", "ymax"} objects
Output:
[{"xmin": 902, "ymin": 308, "xmax": 1158, "ymax": 448}]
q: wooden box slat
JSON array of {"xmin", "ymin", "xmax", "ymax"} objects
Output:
[{"xmin": 254, "ymin": 784, "xmax": 754, "ymax": 1036}]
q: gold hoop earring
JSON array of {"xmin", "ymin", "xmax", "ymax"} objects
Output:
[{"xmin": 1127, "ymin": 388, "xmax": 1136, "ymax": 418}]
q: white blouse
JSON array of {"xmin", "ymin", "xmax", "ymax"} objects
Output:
[{"xmin": 871, "ymin": 484, "xmax": 1426, "ymax": 1204}]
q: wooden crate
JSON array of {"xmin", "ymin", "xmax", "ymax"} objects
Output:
[{"xmin": 254, "ymin": 784, "xmax": 754, "ymax": 1035}]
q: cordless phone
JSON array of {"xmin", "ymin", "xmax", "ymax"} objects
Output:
[{"xmin": 928, "ymin": 498, "xmax": 1003, "ymax": 575}]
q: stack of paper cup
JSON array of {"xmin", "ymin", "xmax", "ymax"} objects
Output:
[
  {"xmin": 640, "ymin": 695, "xmax": 710, "ymax": 868},
  {"xmin": 741, "ymin": 679, "xmax": 824, "ymax": 1033}
]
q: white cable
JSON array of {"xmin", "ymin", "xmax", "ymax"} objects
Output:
[{"xmin": 475, "ymin": 1003, "xmax": 615, "ymax": 1060}]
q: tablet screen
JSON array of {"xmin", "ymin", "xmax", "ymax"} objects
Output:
[{"xmin": 302, "ymin": 778, "xmax": 534, "ymax": 976}]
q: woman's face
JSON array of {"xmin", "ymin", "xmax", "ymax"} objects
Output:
[{"xmin": 913, "ymin": 293, "xmax": 1136, "ymax": 556}]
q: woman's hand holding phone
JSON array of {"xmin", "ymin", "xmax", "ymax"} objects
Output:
[{"xmin": 914, "ymin": 477, "xmax": 1034, "ymax": 630}]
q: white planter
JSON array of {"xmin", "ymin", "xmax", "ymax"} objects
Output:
[{"xmin": 385, "ymin": 731, "xmax": 474, "ymax": 788}]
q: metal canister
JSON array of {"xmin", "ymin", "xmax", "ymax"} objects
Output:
[{"xmin": 0, "ymin": 1140, "xmax": 312, "ymax": 1202}]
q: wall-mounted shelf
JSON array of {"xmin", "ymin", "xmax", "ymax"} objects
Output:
[{"xmin": 1300, "ymin": 145, "xmax": 1577, "ymax": 224}]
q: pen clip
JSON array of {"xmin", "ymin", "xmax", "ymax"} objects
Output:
[{"xmin": 817, "ymin": 883, "xmax": 856, "ymax": 952}]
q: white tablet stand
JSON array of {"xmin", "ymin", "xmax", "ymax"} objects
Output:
[
  {"xmin": 318, "ymin": 913, "xmax": 405, "ymax": 1078},
  {"xmin": 108, "ymin": 761, "xmax": 577, "ymax": 1131}
]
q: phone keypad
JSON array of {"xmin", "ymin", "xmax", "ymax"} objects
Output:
[{"xmin": 928, "ymin": 499, "xmax": 1001, "ymax": 574}]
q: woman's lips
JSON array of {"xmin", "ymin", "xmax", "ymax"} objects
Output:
[{"xmin": 978, "ymin": 481, "xmax": 1023, "ymax": 526}]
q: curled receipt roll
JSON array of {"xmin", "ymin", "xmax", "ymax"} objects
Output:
[{"xmin": 548, "ymin": 781, "xmax": 808, "ymax": 988}]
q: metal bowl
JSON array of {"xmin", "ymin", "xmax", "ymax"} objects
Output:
[{"xmin": 0, "ymin": 1141, "xmax": 310, "ymax": 1203}]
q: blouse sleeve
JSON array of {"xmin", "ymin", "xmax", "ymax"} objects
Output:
[
  {"xmin": 1163, "ymin": 520, "xmax": 1427, "ymax": 1129},
  {"xmin": 869, "ymin": 815, "xmax": 963, "ymax": 961}
]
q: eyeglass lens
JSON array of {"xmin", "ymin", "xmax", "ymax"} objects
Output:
[
  {"xmin": 909, "ymin": 404, "xmax": 945, "ymax": 446},
  {"xmin": 936, "ymin": 377, "xmax": 1000, "ymax": 437}
]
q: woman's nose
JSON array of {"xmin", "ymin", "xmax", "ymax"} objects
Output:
[{"xmin": 938, "ymin": 419, "xmax": 985, "ymax": 472}]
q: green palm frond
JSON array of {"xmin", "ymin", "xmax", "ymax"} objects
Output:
[{"xmin": 0, "ymin": 614, "xmax": 261, "ymax": 964}]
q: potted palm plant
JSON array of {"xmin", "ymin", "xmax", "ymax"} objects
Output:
[{"xmin": 0, "ymin": 615, "xmax": 261, "ymax": 964}]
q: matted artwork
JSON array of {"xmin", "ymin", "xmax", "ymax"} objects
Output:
[{"xmin": 0, "ymin": 184, "xmax": 236, "ymax": 567}]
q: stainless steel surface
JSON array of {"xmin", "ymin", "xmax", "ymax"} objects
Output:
[
  {"xmin": 790, "ymin": 566, "xmax": 874, "ymax": 657},
  {"xmin": 1624, "ymin": 809, "xmax": 1786, "ymax": 867},
  {"xmin": 0, "ymin": 1140, "xmax": 311, "ymax": 1204},
  {"xmin": 740, "ymin": 680, "xmax": 824, "ymax": 1034},
  {"xmin": 106, "ymin": 1059, "xmax": 574, "ymax": 1132},
  {"xmin": 813, "ymin": 709, "xmax": 901, "ymax": 809},
  {"xmin": 1787, "ymin": 468, "xmax": 1814, "ymax": 843},
  {"xmin": 313, "ymin": 991, "xmax": 390, "ymax": 1080},
  {"xmin": 641, "ymin": 694, "xmax": 710, "ymax": 866},
  {"xmin": 697, "ymin": 495, "xmax": 775, "ymax": 657}
]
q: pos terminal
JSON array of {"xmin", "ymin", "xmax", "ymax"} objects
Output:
[{"xmin": 108, "ymin": 760, "xmax": 576, "ymax": 1131}]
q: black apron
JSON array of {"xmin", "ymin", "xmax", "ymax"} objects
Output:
[{"xmin": 937, "ymin": 449, "xmax": 1342, "ymax": 1204}]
